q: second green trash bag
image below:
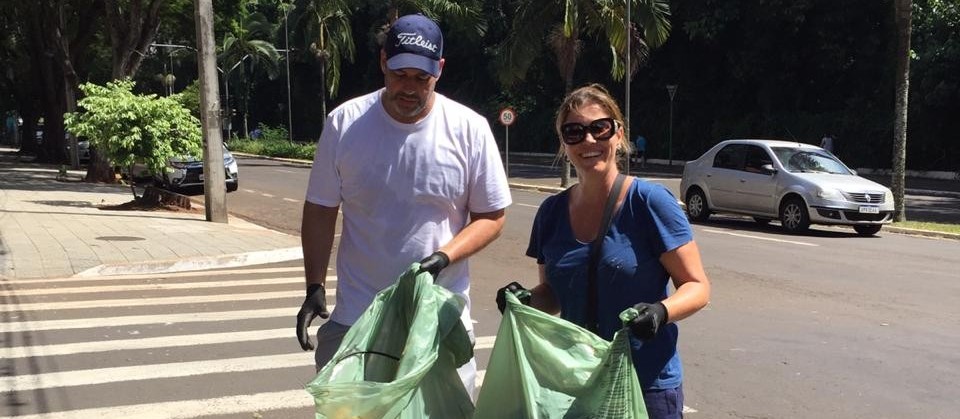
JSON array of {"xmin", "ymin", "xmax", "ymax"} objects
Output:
[
  {"xmin": 474, "ymin": 292, "xmax": 648, "ymax": 419},
  {"xmin": 305, "ymin": 264, "xmax": 475, "ymax": 419}
]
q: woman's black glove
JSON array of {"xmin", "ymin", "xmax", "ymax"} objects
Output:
[
  {"xmin": 629, "ymin": 302, "xmax": 668, "ymax": 341},
  {"xmin": 496, "ymin": 281, "xmax": 532, "ymax": 313},
  {"xmin": 418, "ymin": 251, "xmax": 450, "ymax": 279},
  {"xmin": 296, "ymin": 284, "xmax": 329, "ymax": 351}
]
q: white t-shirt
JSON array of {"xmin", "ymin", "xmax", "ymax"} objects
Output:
[{"xmin": 305, "ymin": 89, "xmax": 512, "ymax": 329}]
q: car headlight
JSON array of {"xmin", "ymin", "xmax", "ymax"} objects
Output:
[{"xmin": 817, "ymin": 188, "xmax": 842, "ymax": 200}]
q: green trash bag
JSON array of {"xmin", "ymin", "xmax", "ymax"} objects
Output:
[
  {"xmin": 474, "ymin": 292, "xmax": 648, "ymax": 419},
  {"xmin": 305, "ymin": 264, "xmax": 475, "ymax": 419}
]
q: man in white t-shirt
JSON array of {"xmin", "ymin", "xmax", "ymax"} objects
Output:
[{"xmin": 295, "ymin": 13, "xmax": 512, "ymax": 398}]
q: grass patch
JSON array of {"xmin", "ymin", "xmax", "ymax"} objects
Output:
[
  {"xmin": 228, "ymin": 138, "xmax": 315, "ymax": 161},
  {"xmin": 893, "ymin": 220, "xmax": 960, "ymax": 235}
]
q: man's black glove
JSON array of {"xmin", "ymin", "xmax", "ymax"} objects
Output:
[
  {"xmin": 296, "ymin": 284, "xmax": 329, "ymax": 351},
  {"xmin": 629, "ymin": 302, "xmax": 668, "ymax": 341},
  {"xmin": 418, "ymin": 251, "xmax": 450, "ymax": 279},
  {"xmin": 496, "ymin": 281, "xmax": 532, "ymax": 314}
]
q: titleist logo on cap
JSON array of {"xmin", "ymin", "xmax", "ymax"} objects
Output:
[{"xmin": 394, "ymin": 32, "xmax": 438, "ymax": 53}]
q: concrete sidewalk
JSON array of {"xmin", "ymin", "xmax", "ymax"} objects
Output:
[{"xmin": 0, "ymin": 147, "xmax": 302, "ymax": 280}]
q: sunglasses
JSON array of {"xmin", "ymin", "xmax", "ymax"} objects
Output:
[{"xmin": 560, "ymin": 118, "xmax": 620, "ymax": 145}]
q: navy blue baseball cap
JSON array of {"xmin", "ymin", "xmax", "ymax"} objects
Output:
[{"xmin": 385, "ymin": 14, "xmax": 444, "ymax": 77}]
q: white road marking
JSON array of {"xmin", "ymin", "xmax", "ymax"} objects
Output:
[
  {"xmin": 0, "ymin": 307, "xmax": 304, "ymax": 333},
  {"xmin": 1, "ymin": 276, "xmax": 307, "ymax": 296},
  {"xmin": 513, "ymin": 203, "xmax": 540, "ymax": 208},
  {"xmin": 282, "ymin": 197, "xmax": 299, "ymax": 203},
  {"xmin": 4, "ymin": 353, "xmax": 312, "ymax": 392},
  {"xmin": 3, "ymin": 328, "xmax": 292, "ymax": 358},
  {"xmin": 701, "ymin": 228, "xmax": 819, "ymax": 246},
  {"xmin": 275, "ymin": 169, "xmax": 296, "ymax": 174},
  {"xmin": 3, "ymin": 389, "xmax": 314, "ymax": 419},
  {"xmin": 0, "ymin": 289, "xmax": 331, "ymax": 312},
  {"xmin": 242, "ymin": 188, "xmax": 257, "ymax": 193},
  {"xmin": 11, "ymin": 266, "xmax": 307, "ymax": 284},
  {"xmin": 262, "ymin": 193, "xmax": 275, "ymax": 198}
]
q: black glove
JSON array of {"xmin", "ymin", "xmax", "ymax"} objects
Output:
[
  {"xmin": 296, "ymin": 283, "xmax": 329, "ymax": 351},
  {"xmin": 418, "ymin": 251, "xmax": 450, "ymax": 279},
  {"xmin": 629, "ymin": 302, "xmax": 668, "ymax": 341},
  {"xmin": 496, "ymin": 281, "xmax": 532, "ymax": 313}
]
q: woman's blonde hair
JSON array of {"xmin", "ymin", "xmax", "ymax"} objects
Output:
[{"xmin": 553, "ymin": 83, "xmax": 632, "ymax": 163}]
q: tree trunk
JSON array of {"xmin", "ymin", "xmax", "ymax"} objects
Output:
[
  {"xmin": 892, "ymin": 0, "xmax": 911, "ymax": 222},
  {"xmin": 87, "ymin": 0, "xmax": 167, "ymax": 182}
]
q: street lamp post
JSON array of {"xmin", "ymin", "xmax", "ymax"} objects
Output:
[
  {"xmin": 223, "ymin": 55, "xmax": 249, "ymax": 139},
  {"xmin": 666, "ymin": 84, "xmax": 678, "ymax": 167}
]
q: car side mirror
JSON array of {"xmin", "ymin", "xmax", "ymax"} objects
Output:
[{"xmin": 761, "ymin": 164, "xmax": 777, "ymax": 175}]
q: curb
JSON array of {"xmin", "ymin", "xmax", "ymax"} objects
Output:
[
  {"xmin": 883, "ymin": 226, "xmax": 960, "ymax": 241},
  {"xmin": 73, "ymin": 247, "xmax": 303, "ymax": 277}
]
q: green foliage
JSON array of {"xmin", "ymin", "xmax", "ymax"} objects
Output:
[
  {"xmin": 255, "ymin": 122, "xmax": 289, "ymax": 142},
  {"xmin": 228, "ymin": 135, "xmax": 315, "ymax": 160},
  {"xmin": 64, "ymin": 80, "xmax": 202, "ymax": 176},
  {"xmin": 176, "ymin": 79, "xmax": 202, "ymax": 118}
]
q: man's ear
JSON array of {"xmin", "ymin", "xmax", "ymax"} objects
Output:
[
  {"xmin": 436, "ymin": 58, "xmax": 446, "ymax": 78},
  {"xmin": 379, "ymin": 49, "xmax": 388, "ymax": 73}
]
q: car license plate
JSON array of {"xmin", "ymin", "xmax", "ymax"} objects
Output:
[
  {"xmin": 198, "ymin": 173, "xmax": 204, "ymax": 181},
  {"xmin": 859, "ymin": 206, "xmax": 879, "ymax": 214}
]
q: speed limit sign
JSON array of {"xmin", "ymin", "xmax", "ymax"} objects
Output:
[{"xmin": 498, "ymin": 107, "xmax": 516, "ymax": 126}]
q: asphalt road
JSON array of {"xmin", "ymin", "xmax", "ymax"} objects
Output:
[{"xmin": 62, "ymin": 158, "xmax": 960, "ymax": 418}]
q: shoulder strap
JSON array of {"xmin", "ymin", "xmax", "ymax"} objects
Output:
[{"xmin": 585, "ymin": 173, "xmax": 627, "ymax": 333}]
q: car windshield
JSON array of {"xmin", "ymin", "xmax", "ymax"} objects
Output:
[{"xmin": 771, "ymin": 147, "xmax": 852, "ymax": 174}]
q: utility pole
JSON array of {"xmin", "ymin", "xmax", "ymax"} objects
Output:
[{"xmin": 195, "ymin": 0, "xmax": 227, "ymax": 223}]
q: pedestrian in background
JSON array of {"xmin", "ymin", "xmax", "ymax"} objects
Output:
[
  {"xmin": 496, "ymin": 83, "xmax": 711, "ymax": 419},
  {"xmin": 634, "ymin": 133, "xmax": 647, "ymax": 167},
  {"xmin": 295, "ymin": 13, "xmax": 512, "ymax": 399},
  {"xmin": 820, "ymin": 133, "xmax": 835, "ymax": 154}
]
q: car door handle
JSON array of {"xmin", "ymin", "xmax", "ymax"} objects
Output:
[{"xmin": 739, "ymin": 179, "xmax": 746, "ymax": 183}]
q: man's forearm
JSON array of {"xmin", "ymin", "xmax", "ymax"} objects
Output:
[
  {"xmin": 438, "ymin": 209, "xmax": 506, "ymax": 263},
  {"xmin": 301, "ymin": 202, "xmax": 339, "ymax": 286}
]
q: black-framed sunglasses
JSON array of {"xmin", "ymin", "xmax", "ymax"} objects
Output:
[{"xmin": 560, "ymin": 118, "xmax": 620, "ymax": 145}]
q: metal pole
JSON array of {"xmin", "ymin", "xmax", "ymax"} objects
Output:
[
  {"xmin": 668, "ymin": 97, "xmax": 673, "ymax": 167},
  {"xmin": 666, "ymin": 84, "xmax": 677, "ymax": 167},
  {"xmin": 505, "ymin": 125, "xmax": 510, "ymax": 178},
  {"xmin": 284, "ymin": 7, "xmax": 293, "ymax": 142},
  {"xmin": 625, "ymin": 0, "xmax": 631, "ymax": 175},
  {"xmin": 195, "ymin": 0, "xmax": 227, "ymax": 223}
]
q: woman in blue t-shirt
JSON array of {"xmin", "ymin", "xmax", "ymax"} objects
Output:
[{"xmin": 496, "ymin": 84, "xmax": 711, "ymax": 419}]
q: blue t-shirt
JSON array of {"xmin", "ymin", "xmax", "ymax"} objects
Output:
[{"xmin": 526, "ymin": 178, "xmax": 693, "ymax": 390}]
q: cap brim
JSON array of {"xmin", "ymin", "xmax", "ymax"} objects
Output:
[{"xmin": 386, "ymin": 53, "xmax": 440, "ymax": 78}]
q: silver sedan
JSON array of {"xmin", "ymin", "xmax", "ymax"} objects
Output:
[{"xmin": 679, "ymin": 139, "xmax": 894, "ymax": 236}]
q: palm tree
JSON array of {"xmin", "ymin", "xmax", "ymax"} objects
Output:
[
  {"xmin": 292, "ymin": 0, "xmax": 356, "ymax": 119},
  {"xmin": 497, "ymin": 0, "xmax": 671, "ymax": 187},
  {"xmin": 219, "ymin": 11, "xmax": 281, "ymax": 138}
]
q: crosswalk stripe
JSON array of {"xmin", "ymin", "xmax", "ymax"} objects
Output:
[
  {"xmin": 0, "ymin": 289, "xmax": 335, "ymax": 312},
  {"xmin": 3, "ymin": 328, "xmax": 496, "ymax": 359},
  {"xmin": 2, "ymin": 328, "xmax": 293, "ymax": 358},
  {"xmin": 7, "ymin": 266, "xmax": 308, "ymax": 284},
  {"xmin": 5, "ymin": 389, "xmax": 314, "ymax": 419},
  {"xmin": 0, "ymin": 307, "xmax": 302, "ymax": 333},
  {"xmin": 5, "ymin": 353, "xmax": 312, "ymax": 392},
  {"xmin": 0, "ymin": 276, "xmax": 306, "ymax": 296}
]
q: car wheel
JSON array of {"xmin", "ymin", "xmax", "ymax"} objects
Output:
[
  {"xmin": 753, "ymin": 217, "xmax": 772, "ymax": 225},
  {"xmin": 853, "ymin": 224, "xmax": 882, "ymax": 236},
  {"xmin": 226, "ymin": 180, "xmax": 239, "ymax": 192},
  {"xmin": 779, "ymin": 197, "xmax": 810, "ymax": 233},
  {"xmin": 685, "ymin": 187, "xmax": 711, "ymax": 222}
]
